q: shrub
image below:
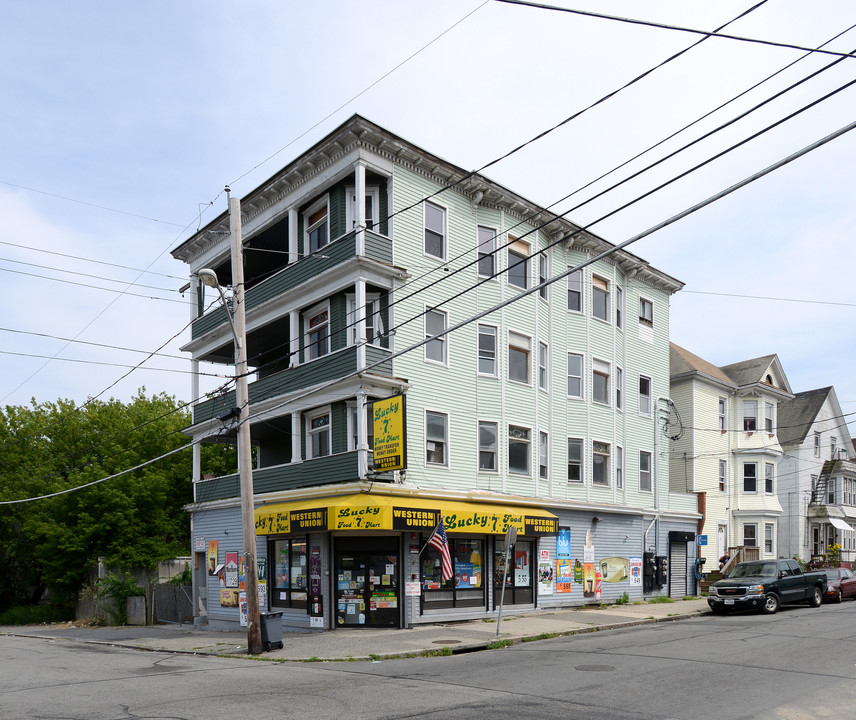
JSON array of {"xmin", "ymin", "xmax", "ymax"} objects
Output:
[
  {"xmin": 0, "ymin": 604, "xmax": 74, "ymax": 626},
  {"xmin": 614, "ymin": 592, "xmax": 630, "ymax": 605},
  {"xmin": 97, "ymin": 572, "xmax": 145, "ymax": 626}
]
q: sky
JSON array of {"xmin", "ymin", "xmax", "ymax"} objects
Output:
[{"xmin": 1, "ymin": 1, "xmax": 855, "ymax": 433}]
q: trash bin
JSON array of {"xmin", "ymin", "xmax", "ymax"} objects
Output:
[{"xmin": 259, "ymin": 611, "xmax": 284, "ymax": 651}]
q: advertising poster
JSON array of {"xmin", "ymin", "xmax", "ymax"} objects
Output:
[
  {"xmin": 207, "ymin": 540, "xmax": 218, "ymax": 576},
  {"xmin": 239, "ymin": 591, "xmax": 247, "ymax": 626},
  {"xmin": 583, "ymin": 563, "xmax": 596, "ymax": 598},
  {"xmin": 372, "ymin": 394, "xmax": 406, "ymax": 471},
  {"xmin": 225, "ymin": 552, "xmax": 239, "ymax": 588},
  {"xmin": 556, "ymin": 529, "xmax": 571, "ymax": 559},
  {"xmin": 573, "ymin": 558, "xmax": 583, "ymax": 584},
  {"xmin": 600, "ymin": 556, "xmax": 630, "ymax": 583},
  {"xmin": 629, "ymin": 557, "xmax": 643, "ymax": 586},
  {"xmin": 220, "ymin": 588, "xmax": 239, "ymax": 607},
  {"xmin": 583, "ymin": 529, "xmax": 595, "ymax": 563},
  {"xmin": 514, "ymin": 550, "xmax": 530, "ymax": 586},
  {"xmin": 556, "ymin": 559, "xmax": 573, "ymax": 593},
  {"xmin": 538, "ymin": 561, "xmax": 554, "ymax": 595}
]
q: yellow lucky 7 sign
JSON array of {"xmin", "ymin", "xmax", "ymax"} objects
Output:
[{"xmin": 372, "ymin": 394, "xmax": 406, "ymax": 471}]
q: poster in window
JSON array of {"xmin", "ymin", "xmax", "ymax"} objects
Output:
[{"xmin": 514, "ymin": 550, "xmax": 529, "ymax": 586}]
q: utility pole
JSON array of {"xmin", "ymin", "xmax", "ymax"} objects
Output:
[{"xmin": 229, "ymin": 190, "xmax": 262, "ymax": 655}]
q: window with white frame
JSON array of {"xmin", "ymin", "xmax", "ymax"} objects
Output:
[
  {"xmin": 426, "ymin": 411, "xmax": 448, "ymax": 466},
  {"xmin": 593, "ymin": 441, "xmax": 610, "ymax": 486},
  {"xmin": 538, "ymin": 342, "xmax": 548, "ymax": 391},
  {"xmin": 345, "ymin": 186, "xmax": 379, "ymax": 231},
  {"xmin": 478, "ymin": 421, "xmax": 497, "ymax": 472},
  {"xmin": 718, "ymin": 398, "xmax": 727, "ymax": 431},
  {"xmin": 305, "ymin": 305, "xmax": 330, "ymax": 360},
  {"xmin": 592, "ymin": 276, "xmax": 609, "ymax": 321},
  {"xmin": 508, "ymin": 332, "xmax": 530, "ymax": 384},
  {"xmin": 743, "ymin": 400, "xmax": 757, "ymax": 431},
  {"xmin": 508, "ymin": 425, "xmax": 530, "ymax": 474},
  {"xmin": 567, "ymin": 438, "xmax": 583, "ymax": 482},
  {"xmin": 639, "ymin": 297, "xmax": 653, "ymax": 327},
  {"xmin": 348, "ymin": 404, "xmax": 373, "ymax": 461},
  {"xmin": 305, "ymin": 200, "xmax": 329, "ymax": 254},
  {"xmin": 639, "ymin": 450, "xmax": 652, "ymax": 491},
  {"xmin": 538, "ymin": 253, "xmax": 548, "ymax": 301},
  {"xmin": 764, "ymin": 523, "xmax": 774, "ymax": 553},
  {"xmin": 616, "ymin": 446, "xmax": 623, "ymax": 488},
  {"xmin": 814, "ymin": 431, "xmax": 821, "ymax": 457},
  {"xmin": 425, "ymin": 308, "xmax": 447, "ymax": 364},
  {"xmin": 307, "ymin": 409, "xmax": 331, "ymax": 459},
  {"xmin": 831, "ymin": 436, "xmax": 837, "ymax": 460},
  {"xmin": 616, "ymin": 285, "xmax": 623, "ymax": 329},
  {"xmin": 743, "ymin": 462, "xmax": 757, "ymax": 493},
  {"xmin": 568, "ymin": 353, "xmax": 583, "ymax": 398},
  {"xmin": 477, "ymin": 226, "xmax": 496, "ymax": 277},
  {"xmin": 477, "ymin": 324, "xmax": 497, "ymax": 376},
  {"xmin": 592, "ymin": 359, "xmax": 610, "ymax": 405},
  {"xmin": 743, "ymin": 523, "xmax": 757, "ymax": 547},
  {"xmin": 567, "ymin": 269, "xmax": 582, "ymax": 312},
  {"xmin": 765, "ymin": 462, "xmax": 774, "ymax": 494},
  {"xmin": 639, "ymin": 375, "xmax": 652, "ymax": 416},
  {"xmin": 507, "ymin": 238, "xmax": 529, "ymax": 289},
  {"xmin": 765, "ymin": 402, "xmax": 774, "ymax": 433},
  {"xmin": 346, "ymin": 294, "xmax": 383, "ymax": 345},
  {"xmin": 719, "ymin": 460, "xmax": 727, "ymax": 492},
  {"xmin": 539, "ymin": 431, "xmax": 549, "ymax": 480},
  {"xmin": 615, "ymin": 366, "xmax": 623, "ymax": 410},
  {"xmin": 424, "ymin": 202, "xmax": 446, "ymax": 259}
]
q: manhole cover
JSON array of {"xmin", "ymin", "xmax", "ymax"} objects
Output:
[
  {"xmin": 432, "ymin": 640, "xmax": 462, "ymax": 645},
  {"xmin": 575, "ymin": 665, "xmax": 616, "ymax": 672}
]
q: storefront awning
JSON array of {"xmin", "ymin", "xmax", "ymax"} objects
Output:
[
  {"xmin": 255, "ymin": 494, "xmax": 559, "ymax": 537},
  {"xmin": 828, "ymin": 517, "xmax": 852, "ymax": 532}
]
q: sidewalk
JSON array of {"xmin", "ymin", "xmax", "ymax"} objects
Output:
[{"xmin": 1, "ymin": 598, "xmax": 710, "ymax": 662}]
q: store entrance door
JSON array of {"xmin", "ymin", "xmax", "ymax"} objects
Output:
[
  {"xmin": 334, "ymin": 537, "xmax": 400, "ymax": 628},
  {"xmin": 493, "ymin": 538, "xmax": 534, "ymax": 608}
]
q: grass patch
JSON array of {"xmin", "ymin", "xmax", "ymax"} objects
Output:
[
  {"xmin": 487, "ymin": 639, "xmax": 514, "ymax": 649},
  {"xmin": 648, "ymin": 595, "xmax": 675, "ymax": 604},
  {"xmin": 0, "ymin": 604, "xmax": 75, "ymax": 626},
  {"xmin": 369, "ymin": 653, "xmax": 382, "ymax": 661},
  {"xmin": 614, "ymin": 592, "xmax": 630, "ymax": 605},
  {"xmin": 521, "ymin": 632, "xmax": 559, "ymax": 643},
  {"xmin": 421, "ymin": 646, "xmax": 453, "ymax": 657},
  {"xmin": 682, "ymin": 596, "xmax": 697, "ymax": 601}
]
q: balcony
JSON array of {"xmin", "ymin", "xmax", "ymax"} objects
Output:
[
  {"xmin": 193, "ymin": 344, "xmax": 393, "ymax": 425},
  {"xmin": 191, "ymin": 229, "xmax": 393, "ymax": 340}
]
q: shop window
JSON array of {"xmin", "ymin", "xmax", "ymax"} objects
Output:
[
  {"xmin": 270, "ymin": 538, "xmax": 308, "ymax": 609},
  {"xmin": 421, "ymin": 537, "xmax": 484, "ymax": 609}
]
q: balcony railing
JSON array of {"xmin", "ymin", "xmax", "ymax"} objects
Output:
[
  {"xmin": 193, "ymin": 344, "xmax": 393, "ymax": 425},
  {"xmin": 192, "ymin": 229, "xmax": 393, "ymax": 340}
]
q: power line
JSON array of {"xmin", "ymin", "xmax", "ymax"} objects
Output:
[
  {"xmin": 682, "ymin": 290, "xmax": 856, "ymax": 308},
  {"xmin": 0, "ymin": 326, "xmax": 188, "ymax": 360}
]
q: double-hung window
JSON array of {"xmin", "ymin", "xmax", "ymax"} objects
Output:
[
  {"xmin": 305, "ymin": 305, "xmax": 329, "ymax": 360},
  {"xmin": 743, "ymin": 524, "xmax": 757, "ymax": 548},
  {"xmin": 306, "ymin": 201, "xmax": 329, "ymax": 254},
  {"xmin": 478, "ymin": 421, "xmax": 497, "ymax": 471},
  {"xmin": 539, "ymin": 432, "xmax": 549, "ymax": 480},
  {"xmin": 477, "ymin": 226, "xmax": 496, "ymax": 277},
  {"xmin": 567, "ymin": 438, "xmax": 583, "ymax": 483},
  {"xmin": 538, "ymin": 253, "xmax": 548, "ymax": 301},
  {"xmin": 592, "ymin": 359, "xmax": 610, "ymax": 405},
  {"xmin": 567, "ymin": 353, "xmax": 583, "ymax": 398},
  {"xmin": 639, "ymin": 297, "xmax": 653, "ymax": 327},
  {"xmin": 593, "ymin": 441, "xmax": 610, "ymax": 486},
  {"xmin": 508, "ymin": 332, "xmax": 530, "ymax": 384},
  {"xmin": 765, "ymin": 462, "xmax": 774, "ymax": 494},
  {"xmin": 765, "ymin": 402, "xmax": 774, "ymax": 433},
  {"xmin": 508, "ymin": 425, "xmax": 530, "ymax": 475},
  {"xmin": 507, "ymin": 239, "xmax": 529, "ymax": 289},
  {"xmin": 425, "ymin": 308, "xmax": 447, "ymax": 364},
  {"xmin": 639, "ymin": 451, "xmax": 652, "ymax": 491},
  {"xmin": 639, "ymin": 376, "xmax": 652, "ymax": 416},
  {"xmin": 567, "ymin": 269, "xmax": 582, "ymax": 312},
  {"xmin": 538, "ymin": 342, "xmax": 548, "ymax": 391},
  {"xmin": 424, "ymin": 202, "xmax": 446, "ymax": 259},
  {"xmin": 814, "ymin": 431, "xmax": 821, "ymax": 457},
  {"xmin": 764, "ymin": 524, "xmax": 774, "ymax": 553},
  {"xmin": 616, "ymin": 446, "xmax": 623, "ymax": 488},
  {"xmin": 616, "ymin": 286, "xmax": 623, "ymax": 329},
  {"xmin": 426, "ymin": 411, "xmax": 448, "ymax": 466},
  {"xmin": 477, "ymin": 324, "xmax": 497, "ymax": 375},
  {"xmin": 743, "ymin": 462, "xmax": 757, "ymax": 493},
  {"xmin": 347, "ymin": 294, "xmax": 383, "ymax": 345},
  {"xmin": 719, "ymin": 460, "xmax": 727, "ymax": 492},
  {"xmin": 307, "ymin": 409, "xmax": 331, "ymax": 459},
  {"xmin": 831, "ymin": 436, "xmax": 837, "ymax": 460},
  {"xmin": 615, "ymin": 366, "xmax": 623, "ymax": 410},
  {"xmin": 592, "ymin": 276, "xmax": 609, "ymax": 321},
  {"xmin": 718, "ymin": 398, "xmax": 727, "ymax": 431},
  {"xmin": 743, "ymin": 400, "xmax": 757, "ymax": 431},
  {"xmin": 346, "ymin": 187, "xmax": 379, "ymax": 231}
]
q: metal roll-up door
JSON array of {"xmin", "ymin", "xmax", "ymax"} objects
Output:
[{"xmin": 670, "ymin": 542, "xmax": 687, "ymax": 597}]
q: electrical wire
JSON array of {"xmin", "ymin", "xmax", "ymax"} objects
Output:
[{"xmin": 0, "ymin": 326, "xmax": 190, "ymax": 361}]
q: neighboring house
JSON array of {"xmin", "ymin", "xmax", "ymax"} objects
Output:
[
  {"xmin": 777, "ymin": 387, "xmax": 856, "ymax": 564},
  {"xmin": 172, "ymin": 115, "xmax": 699, "ymax": 632},
  {"xmin": 669, "ymin": 344, "xmax": 791, "ymax": 569}
]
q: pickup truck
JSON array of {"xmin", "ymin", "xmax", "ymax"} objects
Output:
[{"xmin": 707, "ymin": 559, "xmax": 827, "ymax": 614}]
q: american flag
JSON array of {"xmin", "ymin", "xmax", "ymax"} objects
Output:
[{"xmin": 428, "ymin": 520, "xmax": 453, "ymax": 582}]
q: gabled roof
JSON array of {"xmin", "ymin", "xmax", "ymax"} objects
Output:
[
  {"xmin": 670, "ymin": 343, "xmax": 735, "ymax": 387},
  {"xmin": 719, "ymin": 354, "xmax": 792, "ymax": 394},
  {"xmin": 776, "ymin": 386, "xmax": 844, "ymax": 447}
]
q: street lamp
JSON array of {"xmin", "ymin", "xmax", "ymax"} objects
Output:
[{"xmin": 197, "ymin": 194, "xmax": 262, "ymax": 655}]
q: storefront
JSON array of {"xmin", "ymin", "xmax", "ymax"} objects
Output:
[{"xmin": 254, "ymin": 492, "xmax": 559, "ymax": 629}]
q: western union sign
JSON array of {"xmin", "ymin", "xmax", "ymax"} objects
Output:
[
  {"xmin": 372, "ymin": 394, "xmax": 406, "ymax": 471},
  {"xmin": 255, "ymin": 494, "xmax": 558, "ymax": 537}
]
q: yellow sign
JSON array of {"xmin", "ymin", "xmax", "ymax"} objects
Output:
[{"xmin": 372, "ymin": 394, "xmax": 406, "ymax": 471}]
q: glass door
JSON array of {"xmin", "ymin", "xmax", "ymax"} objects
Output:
[
  {"xmin": 494, "ymin": 539, "xmax": 533, "ymax": 607},
  {"xmin": 334, "ymin": 537, "xmax": 399, "ymax": 627}
]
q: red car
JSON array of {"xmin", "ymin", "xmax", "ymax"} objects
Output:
[{"xmin": 821, "ymin": 567, "xmax": 856, "ymax": 603}]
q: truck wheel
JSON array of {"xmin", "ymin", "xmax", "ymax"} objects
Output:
[
  {"xmin": 808, "ymin": 587, "xmax": 822, "ymax": 608},
  {"xmin": 762, "ymin": 593, "xmax": 779, "ymax": 614}
]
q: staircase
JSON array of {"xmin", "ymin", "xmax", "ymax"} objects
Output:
[{"xmin": 810, "ymin": 461, "xmax": 835, "ymax": 504}]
